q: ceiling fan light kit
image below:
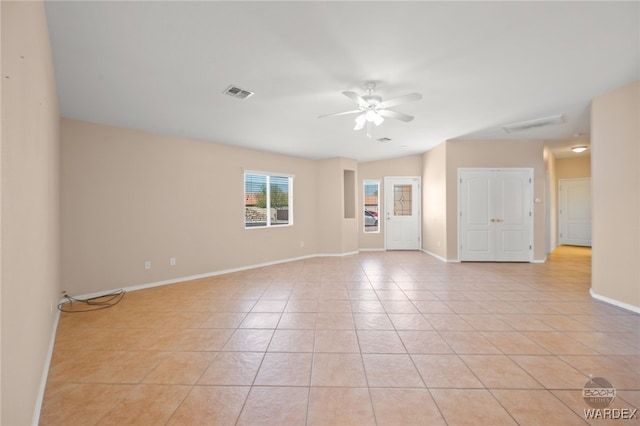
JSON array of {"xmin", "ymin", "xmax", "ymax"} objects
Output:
[{"xmin": 319, "ymin": 81, "xmax": 422, "ymax": 138}]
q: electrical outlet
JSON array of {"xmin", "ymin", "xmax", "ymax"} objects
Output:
[
  {"xmin": 144, "ymin": 261, "xmax": 152, "ymax": 270},
  {"xmin": 300, "ymin": 241, "xmax": 304, "ymax": 248},
  {"xmin": 170, "ymin": 257, "xmax": 176, "ymax": 266}
]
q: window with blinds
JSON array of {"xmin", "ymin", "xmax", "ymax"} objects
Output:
[
  {"xmin": 364, "ymin": 181, "xmax": 380, "ymax": 233},
  {"xmin": 244, "ymin": 172, "xmax": 293, "ymax": 228}
]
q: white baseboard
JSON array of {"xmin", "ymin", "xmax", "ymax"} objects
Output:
[
  {"xmin": 316, "ymin": 250, "xmax": 360, "ymax": 257},
  {"xmin": 531, "ymin": 257, "xmax": 547, "ymax": 264},
  {"xmin": 359, "ymin": 248, "xmax": 386, "ymax": 252},
  {"xmin": 589, "ymin": 289, "xmax": 640, "ymax": 314},
  {"xmin": 421, "ymin": 249, "xmax": 460, "ymax": 263}
]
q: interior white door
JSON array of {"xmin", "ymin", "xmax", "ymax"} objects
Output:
[
  {"xmin": 559, "ymin": 178, "xmax": 592, "ymax": 246},
  {"xmin": 493, "ymin": 170, "xmax": 532, "ymax": 261},
  {"xmin": 459, "ymin": 171, "xmax": 494, "ymax": 261},
  {"xmin": 459, "ymin": 169, "xmax": 532, "ymax": 262},
  {"xmin": 385, "ymin": 177, "xmax": 421, "ymax": 250}
]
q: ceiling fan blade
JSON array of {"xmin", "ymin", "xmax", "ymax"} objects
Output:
[
  {"xmin": 343, "ymin": 91, "xmax": 369, "ymax": 108},
  {"xmin": 318, "ymin": 110, "xmax": 361, "ymax": 119},
  {"xmin": 378, "ymin": 93, "xmax": 422, "ymax": 109},
  {"xmin": 378, "ymin": 109, "xmax": 414, "ymax": 122}
]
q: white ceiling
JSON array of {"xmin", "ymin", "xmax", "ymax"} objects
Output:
[{"xmin": 44, "ymin": 1, "xmax": 639, "ymax": 162}]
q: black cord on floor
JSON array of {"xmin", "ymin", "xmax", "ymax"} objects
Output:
[{"xmin": 58, "ymin": 289, "xmax": 125, "ymax": 313}]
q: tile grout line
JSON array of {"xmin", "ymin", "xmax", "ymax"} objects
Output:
[{"xmin": 234, "ymin": 280, "xmax": 286, "ymax": 426}]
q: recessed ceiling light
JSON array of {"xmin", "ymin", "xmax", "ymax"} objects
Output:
[{"xmin": 571, "ymin": 146, "xmax": 588, "ymax": 153}]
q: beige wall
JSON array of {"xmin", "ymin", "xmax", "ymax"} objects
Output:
[
  {"xmin": 62, "ymin": 119, "xmax": 320, "ymax": 295},
  {"xmin": 422, "ymin": 143, "xmax": 447, "ymax": 259},
  {"xmin": 445, "ymin": 140, "xmax": 547, "ymax": 261},
  {"xmin": 556, "ymin": 155, "xmax": 591, "ymax": 180},
  {"xmin": 1, "ymin": 1, "xmax": 61, "ymax": 424},
  {"xmin": 357, "ymin": 155, "xmax": 423, "ymax": 250},
  {"xmin": 315, "ymin": 157, "xmax": 359, "ymax": 254},
  {"xmin": 340, "ymin": 159, "xmax": 359, "ymax": 254},
  {"xmin": 316, "ymin": 158, "xmax": 341, "ymax": 254},
  {"xmin": 591, "ymin": 80, "xmax": 640, "ymax": 310},
  {"xmin": 544, "ymin": 145, "xmax": 558, "ymax": 252}
]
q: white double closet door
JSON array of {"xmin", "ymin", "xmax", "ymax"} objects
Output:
[{"xmin": 459, "ymin": 168, "xmax": 533, "ymax": 262}]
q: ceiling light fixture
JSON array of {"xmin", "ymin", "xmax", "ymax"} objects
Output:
[
  {"xmin": 354, "ymin": 113, "xmax": 367, "ymax": 130},
  {"xmin": 571, "ymin": 146, "xmax": 588, "ymax": 153},
  {"xmin": 501, "ymin": 114, "xmax": 565, "ymax": 133},
  {"xmin": 319, "ymin": 81, "xmax": 422, "ymax": 139},
  {"xmin": 365, "ymin": 110, "xmax": 384, "ymax": 125},
  {"xmin": 355, "ymin": 110, "xmax": 384, "ymax": 137}
]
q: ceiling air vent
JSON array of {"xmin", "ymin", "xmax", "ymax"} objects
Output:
[
  {"xmin": 223, "ymin": 84, "xmax": 254, "ymax": 100},
  {"xmin": 501, "ymin": 114, "xmax": 565, "ymax": 133},
  {"xmin": 376, "ymin": 137, "xmax": 392, "ymax": 142}
]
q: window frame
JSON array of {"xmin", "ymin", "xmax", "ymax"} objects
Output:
[{"xmin": 244, "ymin": 170, "xmax": 294, "ymax": 229}]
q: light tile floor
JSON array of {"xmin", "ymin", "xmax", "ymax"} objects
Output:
[{"xmin": 40, "ymin": 246, "xmax": 640, "ymax": 425}]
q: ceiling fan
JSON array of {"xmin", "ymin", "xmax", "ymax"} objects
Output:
[{"xmin": 319, "ymin": 81, "xmax": 422, "ymax": 138}]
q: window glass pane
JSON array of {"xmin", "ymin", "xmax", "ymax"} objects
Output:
[
  {"xmin": 245, "ymin": 174, "xmax": 268, "ymax": 227},
  {"xmin": 393, "ymin": 184, "xmax": 412, "ymax": 216},
  {"xmin": 244, "ymin": 173, "xmax": 267, "ymax": 227},
  {"xmin": 270, "ymin": 175, "xmax": 290, "ymax": 226},
  {"xmin": 364, "ymin": 181, "xmax": 379, "ymax": 233}
]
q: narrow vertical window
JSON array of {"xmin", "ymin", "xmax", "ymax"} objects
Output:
[
  {"xmin": 364, "ymin": 181, "xmax": 380, "ymax": 233},
  {"xmin": 245, "ymin": 172, "xmax": 293, "ymax": 228}
]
